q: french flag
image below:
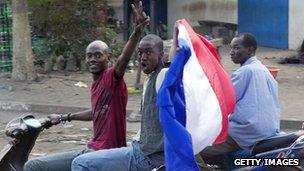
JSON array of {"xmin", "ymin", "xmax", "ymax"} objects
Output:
[{"xmin": 157, "ymin": 19, "xmax": 236, "ymax": 170}]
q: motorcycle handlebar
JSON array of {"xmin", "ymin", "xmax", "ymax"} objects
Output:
[
  {"xmin": 37, "ymin": 117, "xmax": 52, "ymax": 129},
  {"xmin": 4, "ymin": 113, "xmax": 70, "ymax": 140},
  {"xmin": 5, "ymin": 117, "xmax": 53, "ymax": 139},
  {"xmin": 5, "ymin": 125, "xmax": 26, "ymax": 139},
  {"xmin": 10, "ymin": 129, "xmax": 21, "ymax": 138}
]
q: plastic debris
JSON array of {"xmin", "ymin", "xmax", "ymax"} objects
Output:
[
  {"xmin": 74, "ymin": 81, "xmax": 87, "ymax": 88},
  {"xmin": 8, "ymin": 86, "xmax": 14, "ymax": 91},
  {"xmin": 127, "ymin": 87, "xmax": 141, "ymax": 94},
  {"xmin": 63, "ymin": 124, "xmax": 73, "ymax": 128},
  {"xmin": 81, "ymin": 127, "xmax": 90, "ymax": 131},
  {"xmin": 62, "ymin": 140, "xmax": 77, "ymax": 144}
]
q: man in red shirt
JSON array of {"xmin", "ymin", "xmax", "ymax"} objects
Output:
[{"xmin": 24, "ymin": 2, "xmax": 149, "ymax": 171}]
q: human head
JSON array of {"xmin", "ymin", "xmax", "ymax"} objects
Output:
[
  {"xmin": 85, "ymin": 40, "xmax": 109, "ymax": 75},
  {"xmin": 138, "ymin": 34, "xmax": 164, "ymax": 74},
  {"xmin": 230, "ymin": 33, "xmax": 257, "ymax": 65}
]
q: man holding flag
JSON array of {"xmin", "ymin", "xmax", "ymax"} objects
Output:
[
  {"xmin": 157, "ymin": 19, "xmax": 236, "ymax": 171},
  {"xmin": 157, "ymin": 19, "xmax": 280, "ymax": 170}
]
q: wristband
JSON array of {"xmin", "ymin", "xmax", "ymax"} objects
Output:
[
  {"xmin": 67, "ymin": 113, "xmax": 72, "ymax": 122},
  {"xmin": 60, "ymin": 114, "xmax": 66, "ymax": 124}
]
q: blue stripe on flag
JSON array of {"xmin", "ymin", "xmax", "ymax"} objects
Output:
[{"xmin": 157, "ymin": 39, "xmax": 200, "ymax": 171}]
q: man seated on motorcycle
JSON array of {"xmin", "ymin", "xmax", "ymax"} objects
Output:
[
  {"xmin": 24, "ymin": 2, "xmax": 149, "ymax": 171},
  {"xmin": 198, "ymin": 33, "xmax": 280, "ymax": 164},
  {"xmin": 71, "ymin": 34, "xmax": 166, "ymax": 170}
]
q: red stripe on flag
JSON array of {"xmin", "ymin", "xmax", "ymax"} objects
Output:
[{"xmin": 177, "ymin": 19, "xmax": 236, "ymax": 144}]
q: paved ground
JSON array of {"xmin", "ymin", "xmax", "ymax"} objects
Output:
[{"xmin": 1, "ymin": 45, "xmax": 304, "ymax": 156}]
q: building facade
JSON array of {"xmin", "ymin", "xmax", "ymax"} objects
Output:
[{"xmin": 167, "ymin": 0, "xmax": 304, "ymax": 50}]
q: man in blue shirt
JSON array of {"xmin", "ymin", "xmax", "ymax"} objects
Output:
[{"xmin": 199, "ymin": 33, "xmax": 280, "ymax": 161}]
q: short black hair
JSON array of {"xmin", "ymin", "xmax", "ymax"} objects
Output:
[
  {"xmin": 236, "ymin": 33, "xmax": 257, "ymax": 51},
  {"xmin": 140, "ymin": 34, "xmax": 163, "ymax": 52}
]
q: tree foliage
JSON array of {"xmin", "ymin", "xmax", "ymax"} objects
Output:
[{"xmin": 28, "ymin": 0, "xmax": 122, "ymax": 68}]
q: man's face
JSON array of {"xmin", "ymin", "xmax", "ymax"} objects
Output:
[
  {"xmin": 230, "ymin": 37, "xmax": 251, "ymax": 65},
  {"xmin": 138, "ymin": 40, "xmax": 161, "ymax": 74},
  {"xmin": 85, "ymin": 45, "xmax": 109, "ymax": 74}
]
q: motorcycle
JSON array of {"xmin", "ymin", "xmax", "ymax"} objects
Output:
[
  {"xmin": 201, "ymin": 131, "xmax": 304, "ymax": 171},
  {"xmin": 0, "ymin": 114, "xmax": 52, "ymax": 171}
]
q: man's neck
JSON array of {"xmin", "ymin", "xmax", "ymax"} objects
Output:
[
  {"xmin": 93, "ymin": 74, "xmax": 100, "ymax": 81},
  {"xmin": 241, "ymin": 55, "xmax": 256, "ymax": 66},
  {"xmin": 92, "ymin": 68, "xmax": 108, "ymax": 81}
]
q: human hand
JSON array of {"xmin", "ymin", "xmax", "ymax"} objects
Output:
[
  {"xmin": 131, "ymin": 1, "xmax": 150, "ymax": 32},
  {"xmin": 172, "ymin": 22, "xmax": 180, "ymax": 49},
  {"xmin": 47, "ymin": 114, "xmax": 61, "ymax": 126},
  {"xmin": 168, "ymin": 22, "xmax": 180, "ymax": 61}
]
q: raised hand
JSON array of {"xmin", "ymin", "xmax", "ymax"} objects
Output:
[
  {"xmin": 131, "ymin": 1, "xmax": 150, "ymax": 32},
  {"xmin": 113, "ymin": 1, "xmax": 149, "ymax": 78},
  {"xmin": 168, "ymin": 22, "xmax": 180, "ymax": 61}
]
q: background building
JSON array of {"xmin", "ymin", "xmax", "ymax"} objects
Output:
[{"xmin": 167, "ymin": 0, "xmax": 304, "ymax": 50}]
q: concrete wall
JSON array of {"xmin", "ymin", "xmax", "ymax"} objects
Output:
[
  {"xmin": 167, "ymin": 0, "xmax": 237, "ymax": 36},
  {"xmin": 289, "ymin": 0, "xmax": 304, "ymax": 50}
]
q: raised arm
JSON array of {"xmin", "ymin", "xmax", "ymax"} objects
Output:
[
  {"xmin": 114, "ymin": 1, "xmax": 149, "ymax": 79},
  {"xmin": 168, "ymin": 23, "xmax": 180, "ymax": 61}
]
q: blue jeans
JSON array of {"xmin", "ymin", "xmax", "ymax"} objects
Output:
[
  {"xmin": 72, "ymin": 141, "xmax": 151, "ymax": 171},
  {"xmin": 24, "ymin": 148, "xmax": 93, "ymax": 171}
]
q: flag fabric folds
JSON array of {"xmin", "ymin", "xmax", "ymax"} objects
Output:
[{"xmin": 157, "ymin": 19, "xmax": 236, "ymax": 170}]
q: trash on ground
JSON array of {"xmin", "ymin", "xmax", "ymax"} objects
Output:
[
  {"xmin": 74, "ymin": 81, "xmax": 87, "ymax": 88},
  {"xmin": 8, "ymin": 86, "xmax": 14, "ymax": 91},
  {"xmin": 81, "ymin": 127, "xmax": 90, "ymax": 131},
  {"xmin": 127, "ymin": 87, "xmax": 141, "ymax": 94},
  {"xmin": 62, "ymin": 134, "xmax": 87, "ymax": 138},
  {"xmin": 63, "ymin": 124, "xmax": 73, "ymax": 128},
  {"xmin": 61, "ymin": 140, "xmax": 78, "ymax": 144}
]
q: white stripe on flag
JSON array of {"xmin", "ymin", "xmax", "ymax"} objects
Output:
[{"xmin": 178, "ymin": 25, "xmax": 223, "ymax": 154}]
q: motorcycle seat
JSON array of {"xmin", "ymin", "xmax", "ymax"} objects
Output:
[{"xmin": 251, "ymin": 132, "xmax": 303, "ymax": 155}]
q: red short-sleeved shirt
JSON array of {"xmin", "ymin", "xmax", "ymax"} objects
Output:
[{"xmin": 87, "ymin": 68, "xmax": 127, "ymax": 150}]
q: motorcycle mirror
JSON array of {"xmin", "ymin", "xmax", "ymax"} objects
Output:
[{"xmin": 23, "ymin": 118, "xmax": 41, "ymax": 128}]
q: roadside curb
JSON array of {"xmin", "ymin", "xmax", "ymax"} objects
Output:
[
  {"xmin": 281, "ymin": 119, "xmax": 303, "ymax": 130},
  {"xmin": 0, "ymin": 101, "xmax": 89, "ymax": 114},
  {"xmin": 0, "ymin": 101, "xmax": 133, "ymax": 115}
]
